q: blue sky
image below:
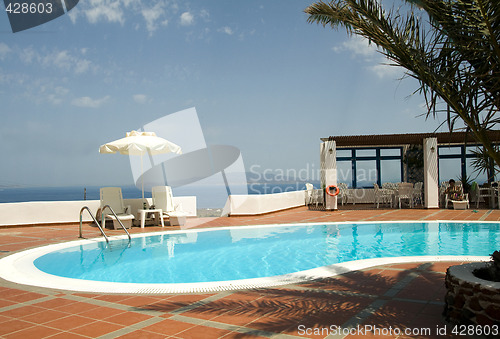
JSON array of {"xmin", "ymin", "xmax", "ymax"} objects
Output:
[{"xmin": 0, "ymin": 0, "xmax": 448, "ymax": 188}]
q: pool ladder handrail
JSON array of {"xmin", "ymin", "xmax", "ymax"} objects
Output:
[
  {"xmin": 101, "ymin": 205, "xmax": 132, "ymax": 241},
  {"xmin": 79, "ymin": 206, "xmax": 109, "ymax": 243}
]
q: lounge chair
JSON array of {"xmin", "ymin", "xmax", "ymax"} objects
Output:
[
  {"xmin": 100, "ymin": 187, "xmax": 135, "ymax": 229},
  {"xmin": 444, "ymin": 182, "xmax": 465, "ymax": 209},
  {"xmin": 152, "ymin": 186, "xmax": 188, "ymax": 226}
]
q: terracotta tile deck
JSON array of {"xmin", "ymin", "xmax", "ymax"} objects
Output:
[{"xmin": 1, "ymin": 207, "xmax": 499, "ymax": 338}]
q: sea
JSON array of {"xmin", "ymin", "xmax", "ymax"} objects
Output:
[{"xmin": 0, "ymin": 182, "xmax": 319, "ymax": 209}]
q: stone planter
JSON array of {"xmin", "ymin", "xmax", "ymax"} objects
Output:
[{"xmin": 444, "ymin": 262, "xmax": 500, "ymax": 328}]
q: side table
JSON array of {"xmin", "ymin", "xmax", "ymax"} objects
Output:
[{"xmin": 138, "ymin": 209, "xmax": 165, "ymax": 228}]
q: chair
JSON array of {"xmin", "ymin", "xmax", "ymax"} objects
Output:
[
  {"xmin": 373, "ymin": 183, "xmax": 393, "ymax": 208},
  {"xmin": 476, "ymin": 186, "xmax": 495, "ymax": 209},
  {"xmin": 152, "ymin": 186, "xmax": 188, "ymax": 226},
  {"xmin": 441, "ymin": 181, "xmax": 462, "ymax": 208},
  {"xmin": 445, "ymin": 184, "xmax": 469, "ymax": 209},
  {"xmin": 310, "ymin": 188, "xmax": 324, "ymax": 208},
  {"xmin": 305, "ymin": 183, "xmax": 314, "ymax": 205},
  {"xmin": 439, "ymin": 181, "xmax": 450, "ymax": 207},
  {"xmin": 337, "ymin": 183, "xmax": 351, "ymax": 206},
  {"xmin": 412, "ymin": 182, "xmax": 423, "ymax": 206},
  {"xmin": 395, "ymin": 182, "xmax": 414, "ymax": 209},
  {"xmin": 451, "ymin": 193, "xmax": 470, "ymax": 209},
  {"xmin": 100, "ymin": 187, "xmax": 135, "ymax": 229}
]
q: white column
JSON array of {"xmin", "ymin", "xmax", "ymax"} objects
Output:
[
  {"xmin": 424, "ymin": 137, "xmax": 439, "ymax": 208},
  {"xmin": 321, "ymin": 140, "xmax": 337, "ymax": 210}
]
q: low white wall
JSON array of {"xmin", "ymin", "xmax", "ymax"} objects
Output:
[
  {"xmin": 0, "ymin": 197, "xmax": 197, "ymax": 227},
  {"xmin": 223, "ymin": 190, "xmax": 307, "ymax": 216},
  {"xmin": 0, "ymin": 200, "xmax": 101, "ymax": 226}
]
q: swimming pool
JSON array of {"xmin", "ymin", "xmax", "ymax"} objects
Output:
[{"xmin": 0, "ymin": 221, "xmax": 497, "ymax": 293}]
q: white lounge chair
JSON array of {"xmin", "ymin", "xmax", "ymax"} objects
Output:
[
  {"xmin": 152, "ymin": 186, "xmax": 188, "ymax": 226},
  {"xmin": 100, "ymin": 187, "xmax": 135, "ymax": 229},
  {"xmin": 444, "ymin": 182, "xmax": 464, "ymax": 209}
]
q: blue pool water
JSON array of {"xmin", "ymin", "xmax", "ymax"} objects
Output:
[{"xmin": 34, "ymin": 222, "xmax": 500, "ymax": 284}]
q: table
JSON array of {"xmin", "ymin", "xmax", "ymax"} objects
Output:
[{"xmin": 138, "ymin": 209, "xmax": 164, "ymax": 228}]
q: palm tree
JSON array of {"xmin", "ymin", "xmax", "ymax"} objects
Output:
[{"xmin": 305, "ymin": 0, "xmax": 500, "ymax": 168}]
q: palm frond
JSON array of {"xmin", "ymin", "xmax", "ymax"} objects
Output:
[{"xmin": 305, "ymin": 0, "xmax": 500, "ymax": 168}]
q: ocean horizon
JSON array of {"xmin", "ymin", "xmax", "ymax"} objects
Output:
[{"xmin": 0, "ymin": 182, "xmax": 319, "ymax": 209}]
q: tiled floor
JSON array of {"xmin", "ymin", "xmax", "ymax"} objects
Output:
[{"xmin": 1, "ymin": 207, "xmax": 499, "ymax": 338}]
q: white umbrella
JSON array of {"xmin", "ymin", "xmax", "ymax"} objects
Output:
[{"xmin": 99, "ymin": 130, "xmax": 182, "ymax": 205}]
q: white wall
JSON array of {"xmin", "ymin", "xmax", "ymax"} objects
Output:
[
  {"xmin": 222, "ymin": 188, "xmax": 379, "ymax": 216},
  {"xmin": 223, "ymin": 190, "xmax": 306, "ymax": 216},
  {"xmin": 0, "ymin": 197, "xmax": 197, "ymax": 227}
]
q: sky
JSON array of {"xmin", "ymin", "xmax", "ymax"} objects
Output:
[{"xmin": 0, "ymin": 0, "xmax": 450, "ymax": 189}]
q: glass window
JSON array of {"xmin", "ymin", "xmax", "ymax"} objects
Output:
[
  {"xmin": 356, "ymin": 160, "xmax": 377, "ymax": 188},
  {"xmin": 439, "ymin": 158, "xmax": 462, "ymax": 183},
  {"xmin": 439, "ymin": 146, "xmax": 462, "ymax": 156},
  {"xmin": 466, "ymin": 146, "xmax": 480, "ymax": 155},
  {"xmin": 381, "ymin": 160, "xmax": 402, "ymax": 183},
  {"xmin": 466, "ymin": 158, "xmax": 489, "ymax": 185},
  {"xmin": 380, "ymin": 148, "xmax": 401, "ymax": 157},
  {"xmin": 355, "ymin": 149, "xmax": 376, "ymax": 157},
  {"xmin": 336, "ymin": 149, "xmax": 352, "ymax": 158},
  {"xmin": 336, "ymin": 161, "xmax": 352, "ymax": 187}
]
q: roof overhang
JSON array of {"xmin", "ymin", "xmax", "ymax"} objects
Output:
[{"xmin": 321, "ymin": 131, "xmax": 500, "ymax": 148}]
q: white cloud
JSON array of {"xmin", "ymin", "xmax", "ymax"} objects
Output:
[
  {"xmin": 71, "ymin": 95, "xmax": 110, "ymax": 108},
  {"xmin": 84, "ymin": 0, "xmax": 125, "ymax": 24},
  {"xmin": 133, "ymin": 94, "xmax": 148, "ymax": 103},
  {"xmin": 69, "ymin": 1, "xmax": 174, "ymax": 35},
  {"xmin": 333, "ymin": 35, "xmax": 378, "ymax": 59},
  {"xmin": 74, "ymin": 59, "xmax": 92, "ymax": 74},
  {"xmin": 67, "ymin": 6, "xmax": 79, "ymax": 24},
  {"xmin": 334, "ymin": 35, "xmax": 404, "ymax": 79},
  {"xmin": 0, "ymin": 43, "xmax": 11, "ymax": 60},
  {"xmin": 39, "ymin": 49, "xmax": 93, "ymax": 74},
  {"xmin": 200, "ymin": 9, "xmax": 210, "ymax": 21},
  {"xmin": 218, "ymin": 26, "xmax": 233, "ymax": 35},
  {"xmin": 20, "ymin": 47, "xmax": 36, "ymax": 63},
  {"xmin": 47, "ymin": 86, "xmax": 70, "ymax": 105},
  {"xmin": 142, "ymin": 2, "xmax": 167, "ymax": 34},
  {"xmin": 369, "ymin": 62, "xmax": 404, "ymax": 79},
  {"xmin": 180, "ymin": 11, "xmax": 194, "ymax": 26}
]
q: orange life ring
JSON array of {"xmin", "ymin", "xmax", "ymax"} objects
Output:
[{"xmin": 326, "ymin": 185, "xmax": 340, "ymax": 197}]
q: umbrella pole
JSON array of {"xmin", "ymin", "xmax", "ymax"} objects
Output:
[{"xmin": 141, "ymin": 153, "xmax": 145, "ymax": 209}]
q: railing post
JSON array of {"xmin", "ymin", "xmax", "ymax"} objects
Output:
[
  {"xmin": 79, "ymin": 206, "xmax": 109, "ymax": 242},
  {"xmin": 101, "ymin": 205, "xmax": 131, "ymax": 241}
]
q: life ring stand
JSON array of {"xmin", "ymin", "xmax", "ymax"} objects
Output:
[{"xmin": 325, "ymin": 185, "xmax": 340, "ymax": 197}]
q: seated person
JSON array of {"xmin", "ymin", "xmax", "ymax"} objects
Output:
[{"xmin": 445, "ymin": 179, "xmax": 463, "ymax": 201}]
